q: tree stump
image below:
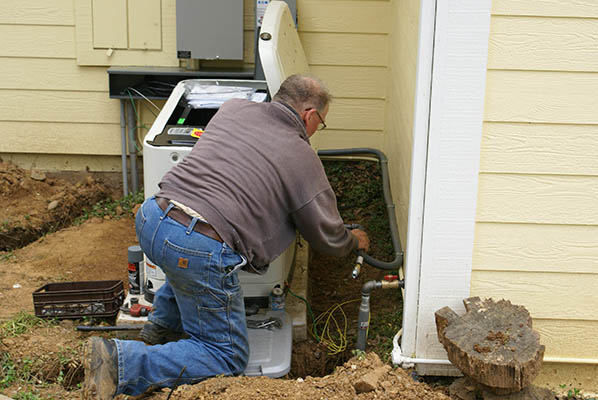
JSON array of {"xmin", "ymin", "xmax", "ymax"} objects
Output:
[{"xmin": 435, "ymin": 297, "xmax": 545, "ymax": 394}]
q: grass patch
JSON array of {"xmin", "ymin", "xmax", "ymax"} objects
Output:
[
  {"xmin": 73, "ymin": 190, "xmax": 144, "ymax": 225},
  {"xmin": 0, "ymin": 312, "xmax": 49, "ymax": 338},
  {"xmin": 0, "ymin": 313, "xmax": 83, "ymax": 394},
  {"xmin": 0, "ymin": 354, "xmax": 36, "ymax": 390}
]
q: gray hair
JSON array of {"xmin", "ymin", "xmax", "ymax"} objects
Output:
[{"xmin": 273, "ymin": 74, "xmax": 332, "ymax": 113}]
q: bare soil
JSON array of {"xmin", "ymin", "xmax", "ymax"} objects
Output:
[{"xmin": 0, "ymin": 161, "xmax": 453, "ymax": 399}]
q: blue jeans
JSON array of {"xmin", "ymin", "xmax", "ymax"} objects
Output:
[{"xmin": 113, "ymin": 197, "xmax": 249, "ymax": 396}]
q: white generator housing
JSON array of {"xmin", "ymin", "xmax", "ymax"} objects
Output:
[{"xmin": 142, "ymin": 79, "xmax": 295, "ymax": 303}]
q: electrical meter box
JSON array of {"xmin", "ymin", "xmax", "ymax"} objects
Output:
[{"xmin": 176, "ymin": 0, "xmax": 243, "ymax": 60}]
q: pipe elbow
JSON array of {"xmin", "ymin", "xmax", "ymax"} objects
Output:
[{"xmin": 361, "ymin": 280, "xmax": 380, "ymax": 295}]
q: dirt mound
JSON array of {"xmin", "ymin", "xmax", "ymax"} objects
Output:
[
  {"xmin": 153, "ymin": 352, "xmax": 450, "ymax": 400},
  {"xmin": 0, "ymin": 161, "xmax": 114, "ymax": 251},
  {"xmin": 0, "ymin": 217, "xmax": 136, "ymax": 319},
  {"xmin": 1, "ymin": 317, "xmax": 450, "ymax": 400}
]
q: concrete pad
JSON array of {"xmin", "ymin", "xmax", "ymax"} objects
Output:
[{"xmin": 286, "ymin": 237, "xmax": 309, "ymax": 342}]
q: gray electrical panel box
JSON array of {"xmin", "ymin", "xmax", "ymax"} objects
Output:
[{"xmin": 176, "ymin": 0, "xmax": 243, "ymax": 60}]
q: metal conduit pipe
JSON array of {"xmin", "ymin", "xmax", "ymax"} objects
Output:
[
  {"xmin": 127, "ymin": 100, "xmax": 139, "ymax": 194},
  {"xmin": 120, "ymin": 100, "xmax": 129, "ymax": 197},
  {"xmin": 317, "ymin": 148, "xmax": 403, "ymax": 270},
  {"xmin": 356, "ymin": 279, "xmax": 404, "ymax": 351}
]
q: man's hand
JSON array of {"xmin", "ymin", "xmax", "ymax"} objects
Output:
[{"xmin": 351, "ymin": 229, "xmax": 370, "ymax": 253}]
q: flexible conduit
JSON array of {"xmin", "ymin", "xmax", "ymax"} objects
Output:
[{"xmin": 317, "ymin": 148, "xmax": 404, "ymax": 270}]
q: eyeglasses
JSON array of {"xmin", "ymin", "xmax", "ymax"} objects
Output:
[{"xmin": 315, "ymin": 110, "xmax": 327, "ymax": 130}]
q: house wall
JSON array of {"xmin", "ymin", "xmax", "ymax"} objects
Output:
[
  {"xmin": 384, "ymin": 0, "xmax": 420, "ymax": 246},
  {"xmin": 0, "ymin": 0, "xmax": 390, "ymax": 173},
  {"xmin": 471, "ymin": 0, "xmax": 598, "ymax": 390},
  {"xmin": 0, "ymin": 0, "xmax": 125, "ymax": 171}
]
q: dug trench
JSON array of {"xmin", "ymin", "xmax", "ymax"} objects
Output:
[{"xmin": 0, "ymin": 159, "xmax": 452, "ymax": 399}]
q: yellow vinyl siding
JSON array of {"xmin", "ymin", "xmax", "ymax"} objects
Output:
[
  {"xmin": 295, "ymin": 0, "xmax": 389, "ymax": 151},
  {"xmin": 0, "ymin": 0, "xmax": 120, "ymax": 166},
  {"xmin": 317, "ymin": 131, "xmax": 385, "ymax": 150},
  {"xmin": 310, "ymin": 66, "xmax": 388, "ymax": 99},
  {"xmin": 0, "ymin": 59, "xmax": 108, "ymax": 91},
  {"xmin": 0, "ymin": 90, "xmax": 119, "ymax": 125},
  {"xmin": 492, "ymin": 0, "xmax": 598, "ymax": 18},
  {"xmin": 489, "ymin": 16, "xmax": 598, "ymax": 72},
  {"xmin": 0, "ymin": 0, "xmax": 74, "ymax": 25},
  {"xmin": 300, "ymin": 33, "xmax": 388, "ymax": 66},
  {"xmin": 474, "ymin": 0, "xmax": 598, "ymax": 386},
  {"xmin": 534, "ymin": 319, "xmax": 598, "ymax": 360},
  {"xmin": 470, "ymin": 271, "xmax": 598, "ymax": 321},
  {"xmin": 1, "ymin": 122, "xmax": 121, "ymax": 156},
  {"xmin": 476, "ymin": 174, "xmax": 598, "ymax": 225},
  {"xmin": 0, "ymin": 25, "xmax": 75, "ymax": 58},
  {"xmin": 480, "ymin": 122, "xmax": 598, "ymax": 176},
  {"xmin": 474, "ymin": 223, "xmax": 598, "ymax": 274},
  {"xmin": 383, "ymin": 0, "xmax": 420, "ymax": 244},
  {"xmin": 1, "ymin": 0, "xmax": 391, "ymax": 172},
  {"xmin": 485, "ymin": 70, "xmax": 598, "ymax": 124},
  {"xmin": 297, "ymin": 1, "xmax": 390, "ymax": 34}
]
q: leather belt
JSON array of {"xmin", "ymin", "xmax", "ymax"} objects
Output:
[{"xmin": 155, "ymin": 197, "xmax": 222, "ymax": 242}]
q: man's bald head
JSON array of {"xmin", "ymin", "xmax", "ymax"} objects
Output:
[{"xmin": 273, "ymin": 74, "xmax": 332, "ymax": 113}]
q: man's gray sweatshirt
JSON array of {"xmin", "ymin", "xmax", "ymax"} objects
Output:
[{"xmin": 157, "ymin": 98, "xmax": 357, "ymax": 273}]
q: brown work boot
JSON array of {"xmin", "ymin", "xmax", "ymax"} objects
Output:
[
  {"xmin": 82, "ymin": 337, "xmax": 118, "ymax": 399},
  {"xmin": 139, "ymin": 322, "xmax": 188, "ymax": 345}
]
